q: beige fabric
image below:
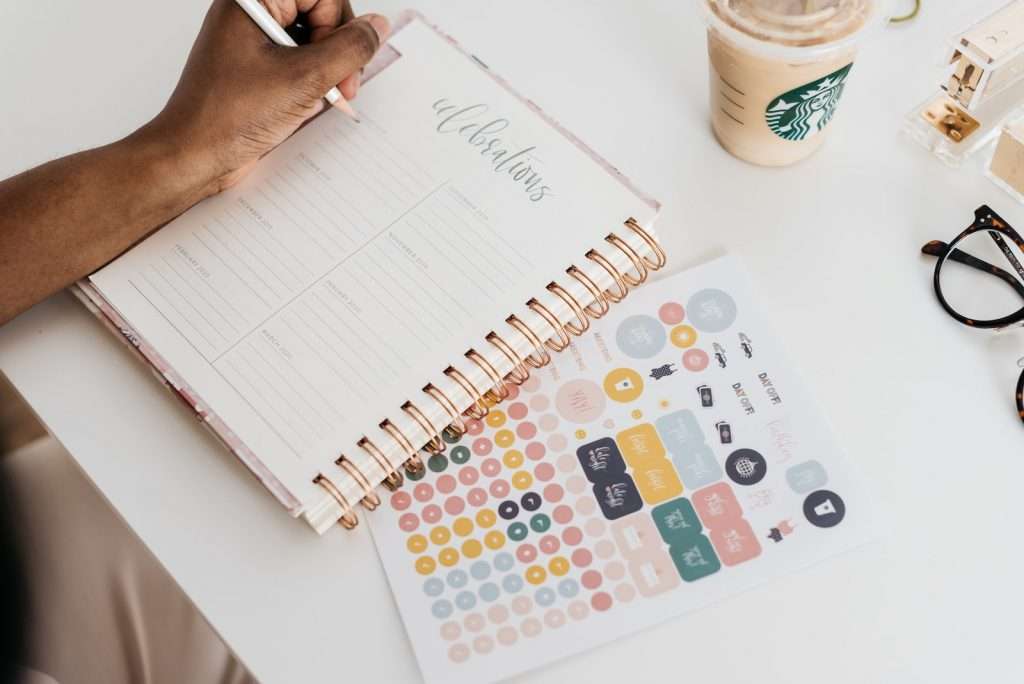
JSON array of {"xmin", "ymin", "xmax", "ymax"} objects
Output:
[{"xmin": 3, "ymin": 438, "xmax": 255, "ymax": 684}]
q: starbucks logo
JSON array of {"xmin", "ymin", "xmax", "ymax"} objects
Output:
[{"xmin": 765, "ymin": 63, "xmax": 853, "ymax": 142}]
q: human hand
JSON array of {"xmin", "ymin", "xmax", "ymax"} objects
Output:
[{"xmin": 143, "ymin": 0, "xmax": 389, "ymax": 196}]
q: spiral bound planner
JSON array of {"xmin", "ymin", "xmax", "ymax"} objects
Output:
[{"xmin": 74, "ymin": 12, "xmax": 664, "ymax": 535}]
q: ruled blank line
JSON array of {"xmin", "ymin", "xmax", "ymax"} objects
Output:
[
  {"xmin": 163, "ymin": 255, "xmax": 243, "ymax": 335},
  {"xmin": 200, "ymin": 224, "xmax": 282, "ymax": 302}
]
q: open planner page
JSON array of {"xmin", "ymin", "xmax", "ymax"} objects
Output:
[
  {"xmin": 88, "ymin": 16, "xmax": 659, "ymax": 525},
  {"xmin": 369, "ymin": 257, "xmax": 875, "ymax": 684}
]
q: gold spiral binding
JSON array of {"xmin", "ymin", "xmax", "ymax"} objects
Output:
[
  {"xmin": 605, "ymin": 233, "xmax": 649, "ymax": 287},
  {"xmin": 585, "ymin": 249, "xmax": 630, "ymax": 302},
  {"xmin": 401, "ymin": 401, "xmax": 445, "ymax": 455},
  {"xmin": 314, "ymin": 474, "xmax": 358, "ymax": 530},
  {"xmin": 423, "ymin": 383, "xmax": 468, "ymax": 437},
  {"xmin": 566, "ymin": 266, "xmax": 611, "ymax": 318},
  {"xmin": 505, "ymin": 315, "xmax": 552, "ymax": 368},
  {"xmin": 527, "ymin": 298, "xmax": 572, "ymax": 351},
  {"xmin": 624, "ymin": 218, "xmax": 667, "ymax": 270},
  {"xmin": 485, "ymin": 332, "xmax": 530, "ymax": 385},
  {"xmin": 335, "ymin": 456, "xmax": 380, "ymax": 510},
  {"xmin": 546, "ymin": 282, "xmax": 590, "ymax": 335},
  {"xmin": 466, "ymin": 349, "xmax": 511, "ymax": 402},
  {"xmin": 444, "ymin": 366, "xmax": 489, "ymax": 420},
  {"xmin": 320, "ymin": 220, "xmax": 666, "ymax": 531}
]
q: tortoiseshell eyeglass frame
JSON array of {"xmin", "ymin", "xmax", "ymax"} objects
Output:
[{"xmin": 921, "ymin": 205, "xmax": 1024, "ymax": 424}]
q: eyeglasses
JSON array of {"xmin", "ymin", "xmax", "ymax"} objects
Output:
[{"xmin": 921, "ymin": 205, "xmax": 1024, "ymax": 424}]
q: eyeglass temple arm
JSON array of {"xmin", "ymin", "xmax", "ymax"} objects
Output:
[{"xmin": 921, "ymin": 240, "xmax": 1024, "ymax": 301}]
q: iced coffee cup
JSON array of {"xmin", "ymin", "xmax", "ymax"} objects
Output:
[{"xmin": 702, "ymin": 0, "xmax": 883, "ymax": 166}]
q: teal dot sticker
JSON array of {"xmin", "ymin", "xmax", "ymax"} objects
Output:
[
  {"xmin": 442, "ymin": 429, "xmax": 462, "ymax": 445},
  {"xmin": 508, "ymin": 522, "xmax": 529, "ymax": 542},
  {"xmin": 479, "ymin": 582, "xmax": 500, "ymax": 602},
  {"xmin": 529, "ymin": 513, "xmax": 551, "ymax": 533},
  {"xmin": 428, "ymin": 454, "xmax": 449, "ymax": 473},
  {"xmin": 407, "ymin": 467, "xmax": 425, "ymax": 482},
  {"xmin": 450, "ymin": 445, "xmax": 471, "ymax": 465},
  {"xmin": 615, "ymin": 315, "xmax": 667, "ymax": 359}
]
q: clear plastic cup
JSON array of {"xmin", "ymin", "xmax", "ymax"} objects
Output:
[{"xmin": 701, "ymin": 0, "xmax": 885, "ymax": 166}]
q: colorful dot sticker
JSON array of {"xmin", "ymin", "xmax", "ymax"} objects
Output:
[
  {"xmin": 683, "ymin": 349, "xmax": 710, "ymax": 372},
  {"xmin": 507, "ymin": 522, "xmax": 528, "ymax": 542},
  {"xmin": 512, "ymin": 471, "xmax": 533, "ymax": 490},
  {"xmin": 424, "ymin": 577, "xmax": 445, "ymax": 597},
  {"xmin": 473, "ymin": 438, "xmax": 493, "ymax": 456},
  {"xmin": 484, "ymin": 531, "xmax": 506, "ymax": 549},
  {"xmin": 525, "ymin": 565, "xmax": 547, "ymax": 585},
  {"xmin": 508, "ymin": 402, "xmax": 528, "ymax": 420},
  {"xmin": 495, "ymin": 430, "xmax": 515, "ymax": 447},
  {"xmin": 476, "ymin": 510, "xmax": 497, "ymax": 528},
  {"xmin": 669, "ymin": 325, "xmax": 697, "ymax": 349},
  {"xmin": 485, "ymin": 410, "xmax": 507, "ymax": 428},
  {"xmin": 530, "ymin": 395, "xmax": 550, "ymax": 411},
  {"xmin": 462, "ymin": 539, "xmax": 483, "ymax": 558},
  {"xmin": 439, "ymin": 548, "xmax": 460, "ymax": 566},
  {"xmin": 526, "ymin": 442, "xmax": 546, "ymax": 461},
  {"xmin": 503, "ymin": 449, "xmax": 524, "ymax": 468},
  {"xmin": 416, "ymin": 556, "xmax": 437, "ymax": 575},
  {"xmin": 391, "ymin": 491, "xmax": 411, "ymax": 511},
  {"xmin": 522, "ymin": 616, "xmax": 543, "ymax": 638},
  {"xmin": 450, "ymin": 446, "xmax": 471, "ymax": 465},
  {"xmin": 408, "ymin": 534, "xmax": 428, "ymax": 553},
  {"xmin": 659, "ymin": 302, "xmax": 685, "ymax": 324},
  {"xmin": 534, "ymin": 463, "xmax": 555, "ymax": 482}
]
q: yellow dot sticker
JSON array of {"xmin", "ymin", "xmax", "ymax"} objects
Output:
[
  {"xmin": 415, "ymin": 556, "xmax": 436, "ymax": 575},
  {"xmin": 438, "ymin": 547, "xmax": 460, "ymax": 567},
  {"xmin": 495, "ymin": 429, "xmax": 515, "ymax": 448},
  {"xmin": 430, "ymin": 526, "xmax": 451, "ymax": 545},
  {"xmin": 406, "ymin": 534, "xmax": 428, "ymax": 554},
  {"xmin": 503, "ymin": 449, "xmax": 524, "ymax": 469},
  {"xmin": 670, "ymin": 324, "xmax": 698, "ymax": 349},
  {"xmin": 630, "ymin": 409, "xmax": 643, "ymax": 420},
  {"xmin": 476, "ymin": 510, "xmax": 497, "ymax": 528},
  {"xmin": 525, "ymin": 565, "xmax": 547, "ymax": 585},
  {"xmin": 485, "ymin": 410, "xmax": 507, "ymax": 428},
  {"xmin": 452, "ymin": 517, "xmax": 474, "ymax": 537},
  {"xmin": 575, "ymin": 429, "xmax": 587, "ymax": 439},
  {"xmin": 484, "ymin": 530, "xmax": 506, "ymax": 550},
  {"xmin": 512, "ymin": 470, "xmax": 534, "ymax": 490},
  {"xmin": 462, "ymin": 539, "xmax": 483, "ymax": 558},
  {"xmin": 548, "ymin": 556, "xmax": 570, "ymax": 576}
]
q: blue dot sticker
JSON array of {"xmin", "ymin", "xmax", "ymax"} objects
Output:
[
  {"xmin": 479, "ymin": 582, "xmax": 500, "ymax": 602},
  {"xmin": 535, "ymin": 587, "xmax": 556, "ymax": 606},
  {"xmin": 455, "ymin": 590, "xmax": 477, "ymax": 610},
  {"xmin": 446, "ymin": 569, "xmax": 468, "ymax": 589},
  {"xmin": 557, "ymin": 578, "xmax": 579, "ymax": 598},
  {"xmin": 423, "ymin": 578, "xmax": 445, "ymax": 597},
  {"xmin": 493, "ymin": 552, "xmax": 515, "ymax": 572},
  {"xmin": 431, "ymin": 599, "xmax": 454, "ymax": 619},
  {"xmin": 502, "ymin": 574, "xmax": 524, "ymax": 594},
  {"xmin": 470, "ymin": 560, "xmax": 491, "ymax": 581},
  {"xmin": 616, "ymin": 315, "xmax": 667, "ymax": 359}
]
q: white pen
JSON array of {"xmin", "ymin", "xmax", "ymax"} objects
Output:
[{"xmin": 234, "ymin": 0, "xmax": 360, "ymax": 122}]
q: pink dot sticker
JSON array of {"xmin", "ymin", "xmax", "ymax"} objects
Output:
[
  {"xmin": 516, "ymin": 422, "xmax": 537, "ymax": 440},
  {"xmin": 529, "ymin": 395, "xmax": 550, "ymax": 411},
  {"xmin": 422, "ymin": 505, "xmax": 443, "ymax": 524},
  {"xmin": 581, "ymin": 569, "xmax": 603, "ymax": 590},
  {"xmin": 594, "ymin": 540, "xmax": 615, "ymax": 559},
  {"xmin": 390, "ymin": 491, "xmax": 411, "ymax": 511},
  {"xmin": 562, "ymin": 526, "xmax": 583, "ymax": 546},
  {"xmin": 525, "ymin": 442, "xmax": 546, "ymax": 461},
  {"xmin": 544, "ymin": 609, "xmax": 566, "ymax": 629},
  {"xmin": 539, "ymin": 535, "xmax": 560, "ymax": 554},
  {"xmin": 487, "ymin": 604, "xmax": 509, "ymax": 624},
  {"xmin": 552, "ymin": 503, "xmax": 573, "ymax": 524},
  {"xmin": 547, "ymin": 434, "xmax": 568, "ymax": 451},
  {"xmin": 497, "ymin": 626, "xmax": 518, "ymax": 646},
  {"xmin": 591, "ymin": 591, "xmax": 613, "ymax": 612},
  {"xmin": 577, "ymin": 497, "xmax": 597, "ymax": 516},
  {"xmin": 511, "ymin": 596, "xmax": 532, "ymax": 615},
  {"xmin": 399, "ymin": 513, "xmax": 419, "ymax": 532},
  {"xmin": 413, "ymin": 483, "xmax": 434, "ymax": 502},
  {"xmin": 566, "ymin": 476, "xmax": 587, "ymax": 495},
  {"xmin": 464, "ymin": 612, "xmax": 485, "ymax": 632},
  {"xmin": 508, "ymin": 402, "xmax": 528, "ymax": 420},
  {"xmin": 448, "ymin": 643, "xmax": 470, "ymax": 663},
  {"xmin": 604, "ymin": 561, "xmax": 625, "ymax": 581},
  {"xmin": 545, "ymin": 485, "xmax": 566, "ymax": 505},
  {"xmin": 572, "ymin": 548, "xmax": 593, "ymax": 568},
  {"xmin": 465, "ymin": 419, "xmax": 484, "ymax": 436},
  {"xmin": 584, "ymin": 517, "xmax": 605, "ymax": 537},
  {"xmin": 538, "ymin": 414, "xmax": 559, "ymax": 432},
  {"xmin": 472, "ymin": 438, "xmax": 493, "ymax": 456},
  {"xmin": 683, "ymin": 349, "xmax": 710, "ymax": 372},
  {"xmin": 458, "ymin": 467, "xmax": 480, "ymax": 486},
  {"xmin": 534, "ymin": 463, "xmax": 555, "ymax": 482},
  {"xmin": 481, "ymin": 458, "xmax": 501, "ymax": 477},
  {"xmin": 568, "ymin": 600, "xmax": 589, "ymax": 621},
  {"xmin": 473, "ymin": 635, "xmax": 494, "ymax": 654},
  {"xmin": 557, "ymin": 453, "xmax": 577, "ymax": 473},
  {"xmin": 489, "ymin": 479, "xmax": 510, "ymax": 498},
  {"xmin": 614, "ymin": 583, "xmax": 637, "ymax": 603},
  {"xmin": 521, "ymin": 617, "xmax": 542, "ymax": 638},
  {"xmin": 466, "ymin": 488, "xmax": 488, "ymax": 507},
  {"xmin": 505, "ymin": 384, "xmax": 520, "ymax": 401},
  {"xmin": 521, "ymin": 375, "xmax": 541, "ymax": 393},
  {"xmin": 441, "ymin": 621, "xmax": 462, "ymax": 641},
  {"xmin": 659, "ymin": 302, "xmax": 685, "ymax": 325},
  {"xmin": 516, "ymin": 543, "xmax": 538, "ymax": 563},
  {"xmin": 444, "ymin": 496, "xmax": 466, "ymax": 515},
  {"xmin": 436, "ymin": 475, "xmax": 457, "ymax": 494}
]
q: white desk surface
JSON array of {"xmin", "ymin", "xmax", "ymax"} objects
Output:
[{"xmin": 3, "ymin": 1, "xmax": 1023, "ymax": 682}]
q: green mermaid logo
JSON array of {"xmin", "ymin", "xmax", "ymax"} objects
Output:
[{"xmin": 765, "ymin": 63, "xmax": 853, "ymax": 142}]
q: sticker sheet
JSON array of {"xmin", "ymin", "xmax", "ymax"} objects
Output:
[{"xmin": 369, "ymin": 256, "xmax": 874, "ymax": 684}]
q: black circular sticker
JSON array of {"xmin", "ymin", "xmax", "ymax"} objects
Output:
[
  {"xmin": 803, "ymin": 490, "xmax": 846, "ymax": 528},
  {"xmin": 725, "ymin": 448, "xmax": 767, "ymax": 486},
  {"xmin": 521, "ymin": 492, "xmax": 542, "ymax": 512},
  {"xmin": 498, "ymin": 500, "xmax": 520, "ymax": 520}
]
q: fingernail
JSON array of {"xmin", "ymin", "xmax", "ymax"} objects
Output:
[{"xmin": 367, "ymin": 14, "xmax": 391, "ymax": 42}]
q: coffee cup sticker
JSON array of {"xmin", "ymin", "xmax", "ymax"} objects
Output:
[
  {"xmin": 803, "ymin": 490, "xmax": 846, "ymax": 528},
  {"xmin": 670, "ymin": 534, "xmax": 722, "ymax": 582},
  {"xmin": 652, "ymin": 497, "xmax": 703, "ymax": 545},
  {"xmin": 616, "ymin": 423, "xmax": 667, "ymax": 468},
  {"xmin": 575, "ymin": 438, "xmax": 627, "ymax": 483},
  {"xmin": 593, "ymin": 476, "xmax": 644, "ymax": 520},
  {"xmin": 603, "ymin": 367, "xmax": 644, "ymax": 403}
]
